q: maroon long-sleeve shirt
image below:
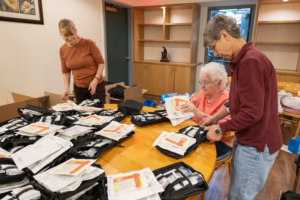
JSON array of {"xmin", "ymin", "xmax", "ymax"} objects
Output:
[{"xmin": 219, "ymin": 42, "xmax": 282, "ymax": 154}]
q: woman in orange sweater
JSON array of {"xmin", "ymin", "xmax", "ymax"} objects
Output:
[
  {"xmin": 59, "ymin": 19, "xmax": 106, "ymax": 103},
  {"xmin": 182, "ymin": 62, "xmax": 232, "ymax": 157}
]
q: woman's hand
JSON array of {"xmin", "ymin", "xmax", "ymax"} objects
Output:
[
  {"xmin": 199, "ymin": 116, "xmax": 217, "ymax": 126},
  {"xmin": 89, "ymin": 78, "xmax": 98, "ymax": 95},
  {"xmin": 181, "ymin": 102, "xmax": 196, "ymax": 113},
  {"xmin": 61, "ymin": 90, "xmax": 70, "ymax": 100}
]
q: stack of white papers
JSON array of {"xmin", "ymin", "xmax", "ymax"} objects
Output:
[
  {"xmin": 165, "ymin": 96, "xmax": 194, "ymax": 126},
  {"xmin": 59, "ymin": 125, "xmax": 95, "ymax": 141},
  {"xmin": 52, "ymin": 103, "xmax": 79, "ymax": 112},
  {"xmin": 0, "ymin": 147, "xmax": 11, "ymax": 158},
  {"xmin": 153, "ymin": 131, "xmax": 196, "ymax": 156},
  {"xmin": 11, "ymin": 185, "xmax": 41, "ymax": 200},
  {"xmin": 95, "ymin": 121, "xmax": 135, "ymax": 141},
  {"xmin": 0, "ymin": 177, "xmax": 30, "ymax": 194},
  {"xmin": 34, "ymin": 159, "xmax": 104, "ymax": 193},
  {"xmin": 11, "ymin": 135, "xmax": 72, "ymax": 172},
  {"xmin": 107, "ymin": 168, "xmax": 164, "ymax": 200},
  {"xmin": 17, "ymin": 122, "xmax": 64, "ymax": 137},
  {"xmin": 0, "ymin": 127, "xmax": 8, "ymax": 134},
  {"xmin": 74, "ymin": 106, "xmax": 103, "ymax": 113},
  {"xmin": 74, "ymin": 115, "xmax": 114, "ymax": 126}
]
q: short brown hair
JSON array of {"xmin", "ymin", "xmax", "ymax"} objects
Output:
[{"xmin": 59, "ymin": 19, "xmax": 76, "ymax": 36}]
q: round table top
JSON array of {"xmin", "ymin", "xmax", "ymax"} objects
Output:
[{"xmin": 95, "ymin": 104, "xmax": 216, "ymax": 185}]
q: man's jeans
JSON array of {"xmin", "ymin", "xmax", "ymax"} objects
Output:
[{"xmin": 228, "ymin": 137, "xmax": 279, "ymax": 200}]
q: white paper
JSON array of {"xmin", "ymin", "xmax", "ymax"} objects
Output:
[
  {"xmin": 11, "ymin": 135, "xmax": 63, "ymax": 170},
  {"xmin": 74, "ymin": 115, "xmax": 114, "ymax": 126},
  {"xmin": 153, "ymin": 131, "xmax": 196, "ymax": 156},
  {"xmin": 27, "ymin": 137, "xmax": 73, "ymax": 174},
  {"xmin": 107, "ymin": 168, "xmax": 164, "ymax": 200},
  {"xmin": 50, "ymin": 159, "xmax": 96, "ymax": 176},
  {"xmin": 95, "ymin": 121, "xmax": 135, "ymax": 141},
  {"xmin": 0, "ymin": 147, "xmax": 11, "ymax": 158}
]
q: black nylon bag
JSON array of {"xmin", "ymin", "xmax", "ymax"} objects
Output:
[
  {"xmin": 0, "ymin": 118, "xmax": 30, "ymax": 132},
  {"xmin": 11, "ymin": 135, "xmax": 42, "ymax": 147},
  {"xmin": 31, "ymin": 164, "xmax": 107, "ymax": 200},
  {"xmin": 96, "ymin": 109, "xmax": 127, "ymax": 122},
  {"xmin": 155, "ymin": 126, "xmax": 208, "ymax": 159},
  {"xmin": 153, "ymin": 162, "xmax": 208, "ymax": 200},
  {"xmin": 281, "ymin": 191, "xmax": 300, "ymax": 200},
  {"xmin": 154, "ymin": 110, "xmax": 170, "ymax": 122},
  {"xmin": 0, "ymin": 132, "xmax": 16, "ymax": 151},
  {"xmin": 32, "ymin": 113, "xmax": 67, "ymax": 126},
  {"xmin": 66, "ymin": 131, "xmax": 135, "ymax": 159},
  {"xmin": 17, "ymin": 104, "xmax": 54, "ymax": 122},
  {"xmin": 131, "ymin": 112, "xmax": 165, "ymax": 127},
  {"xmin": 0, "ymin": 158, "xmax": 26, "ymax": 185},
  {"xmin": 118, "ymin": 100, "xmax": 143, "ymax": 115}
]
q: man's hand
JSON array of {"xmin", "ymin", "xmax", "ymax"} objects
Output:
[
  {"xmin": 89, "ymin": 78, "xmax": 98, "ymax": 95},
  {"xmin": 61, "ymin": 90, "xmax": 70, "ymax": 100},
  {"xmin": 206, "ymin": 125, "xmax": 223, "ymax": 142},
  {"xmin": 181, "ymin": 102, "xmax": 196, "ymax": 113},
  {"xmin": 199, "ymin": 116, "xmax": 217, "ymax": 126}
]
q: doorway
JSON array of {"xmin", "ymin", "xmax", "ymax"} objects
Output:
[{"xmin": 104, "ymin": 2, "xmax": 132, "ymax": 85}]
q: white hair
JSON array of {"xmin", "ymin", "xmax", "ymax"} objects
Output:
[{"xmin": 200, "ymin": 62, "xmax": 228, "ymax": 89}]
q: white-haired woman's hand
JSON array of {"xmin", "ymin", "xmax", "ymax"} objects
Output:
[{"xmin": 181, "ymin": 102, "xmax": 197, "ymax": 113}]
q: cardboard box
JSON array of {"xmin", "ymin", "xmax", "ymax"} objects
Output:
[
  {"xmin": 0, "ymin": 92, "xmax": 66, "ymax": 123},
  {"xmin": 105, "ymin": 82, "xmax": 147, "ymax": 104}
]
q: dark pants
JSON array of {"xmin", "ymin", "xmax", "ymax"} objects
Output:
[
  {"xmin": 74, "ymin": 81, "xmax": 106, "ymax": 104},
  {"xmin": 215, "ymin": 141, "xmax": 232, "ymax": 157}
]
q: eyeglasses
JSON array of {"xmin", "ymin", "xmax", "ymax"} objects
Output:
[
  {"xmin": 199, "ymin": 80, "xmax": 218, "ymax": 86},
  {"xmin": 210, "ymin": 40, "xmax": 218, "ymax": 52}
]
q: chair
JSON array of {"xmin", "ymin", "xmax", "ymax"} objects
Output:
[
  {"xmin": 279, "ymin": 106, "xmax": 300, "ymax": 137},
  {"xmin": 215, "ymin": 132, "xmax": 235, "ymax": 173}
]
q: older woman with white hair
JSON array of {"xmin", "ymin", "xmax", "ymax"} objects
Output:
[{"xmin": 181, "ymin": 62, "xmax": 232, "ymax": 157}]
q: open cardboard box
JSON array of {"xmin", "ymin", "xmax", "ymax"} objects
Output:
[
  {"xmin": 105, "ymin": 82, "xmax": 147, "ymax": 104},
  {"xmin": 0, "ymin": 92, "xmax": 66, "ymax": 123}
]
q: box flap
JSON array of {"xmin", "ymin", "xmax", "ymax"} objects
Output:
[
  {"xmin": 124, "ymin": 85, "xmax": 143, "ymax": 103},
  {"xmin": 12, "ymin": 92, "xmax": 34, "ymax": 103},
  {"xmin": 44, "ymin": 92, "xmax": 66, "ymax": 107}
]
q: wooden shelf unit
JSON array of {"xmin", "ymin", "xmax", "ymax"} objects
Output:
[
  {"xmin": 253, "ymin": 0, "xmax": 300, "ymax": 82},
  {"xmin": 133, "ymin": 3, "xmax": 201, "ymax": 95}
]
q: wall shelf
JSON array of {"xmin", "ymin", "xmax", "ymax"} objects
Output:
[
  {"xmin": 258, "ymin": 20, "xmax": 300, "ymax": 24},
  {"xmin": 255, "ymin": 41, "xmax": 300, "ymax": 45},
  {"xmin": 165, "ymin": 23, "xmax": 192, "ymax": 26},
  {"xmin": 134, "ymin": 60, "xmax": 202, "ymax": 67},
  {"xmin": 139, "ymin": 39, "xmax": 191, "ymax": 43},
  {"xmin": 138, "ymin": 23, "xmax": 163, "ymax": 26}
]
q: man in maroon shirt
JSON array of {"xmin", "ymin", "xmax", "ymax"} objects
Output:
[{"xmin": 201, "ymin": 15, "xmax": 282, "ymax": 199}]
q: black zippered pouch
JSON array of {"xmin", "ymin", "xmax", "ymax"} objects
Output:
[
  {"xmin": 95, "ymin": 109, "xmax": 127, "ymax": 122},
  {"xmin": 66, "ymin": 131, "xmax": 135, "ymax": 159},
  {"xmin": 31, "ymin": 163, "xmax": 106, "ymax": 200},
  {"xmin": 0, "ymin": 118, "xmax": 30, "ymax": 132},
  {"xmin": 11, "ymin": 135, "xmax": 42, "ymax": 147},
  {"xmin": 155, "ymin": 126, "xmax": 208, "ymax": 159},
  {"xmin": 0, "ymin": 132, "xmax": 17, "ymax": 151},
  {"xmin": 0, "ymin": 158, "xmax": 26, "ymax": 185},
  {"xmin": 131, "ymin": 112, "xmax": 166, "ymax": 127},
  {"xmin": 17, "ymin": 104, "xmax": 54, "ymax": 122},
  {"xmin": 152, "ymin": 162, "xmax": 208, "ymax": 200}
]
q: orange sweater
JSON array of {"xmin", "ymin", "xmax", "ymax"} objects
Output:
[
  {"xmin": 59, "ymin": 38, "xmax": 104, "ymax": 88},
  {"xmin": 190, "ymin": 88, "xmax": 233, "ymax": 147}
]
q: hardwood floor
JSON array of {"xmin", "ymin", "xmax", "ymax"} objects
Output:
[{"xmin": 202, "ymin": 125, "xmax": 298, "ymax": 200}]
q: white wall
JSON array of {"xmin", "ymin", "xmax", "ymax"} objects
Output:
[{"xmin": 0, "ymin": 0, "xmax": 106, "ymax": 105}]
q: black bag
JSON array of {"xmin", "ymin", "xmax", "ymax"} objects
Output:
[
  {"xmin": 0, "ymin": 118, "xmax": 30, "ymax": 132},
  {"xmin": 0, "ymin": 158, "xmax": 26, "ymax": 185},
  {"xmin": 281, "ymin": 190, "xmax": 300, "ymax": 200},
  {"xmin": 96, "ymin": 109, "xmax": 127, "ymax": 122},
  {"xmin": 17, "ymin": 104, "xmax": 54, "ymax": 122},
  {"xmin": 152, "ymin": 162, "xmax": 208, "ymax": 200},
  {"xmin": 11, "ymin": 135, "xmax": 42, "ymax": 147},
  {"xmin": 154, "ymin": 110, "xmax": 170, "ymax": 122},
  {"xmin": 31, "ymin": 112, "xmax": 67, "ymax": 126},
  {"xmin": 155, "ymin": 126, "xmax": 208, "ymax": 159},
  {"xmin": 78, "ymin": 99, "xmax": 104, "ymax": 108},
  {"xmin": 0, "ymin": 132, "xmax": 16, "ymax": 151},
  {"xmin": 66, "ymin": 131, "xmax": 135, "ymax": 160},
  {"xmin": 131, "ymin": 111, "xmax": 168, "ymax": 127},
  {"xmin": 31, "ymin": 163, "xmax": 107, "ymax": 200},
  {"xmin": 118, "ymin": 100, "xmax": 143, "ymax": 115},
  {"xmin": 107, "ymin": 85, "xmax": 126, "ymax": 100}
]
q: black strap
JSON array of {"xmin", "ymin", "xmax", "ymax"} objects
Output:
[
  {"xmin": 3, "ymin": 166, "xmax": 18, "ymax": 170},
  {"xmin": 16, "ymin": 188, "xmax": 36, "ymax": 199}
]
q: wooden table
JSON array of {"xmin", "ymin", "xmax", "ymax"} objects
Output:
[{"xmin": 96, "ymin": 104, "xmax": 216, "ymax": 199}]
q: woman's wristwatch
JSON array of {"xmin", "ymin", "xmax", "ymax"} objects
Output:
[{"xmin": 215, "ymin": 124, "xmax": 223, "ymax": 136}]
